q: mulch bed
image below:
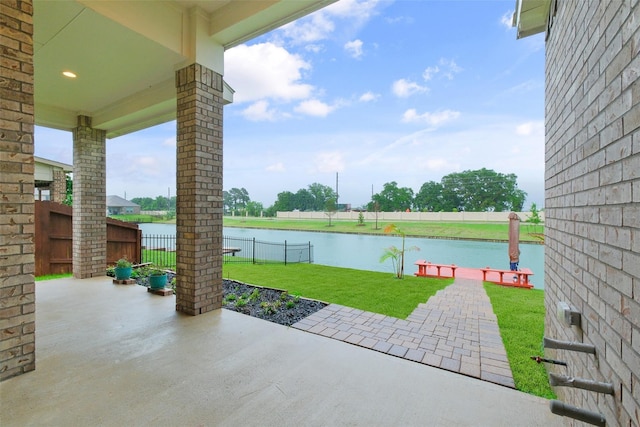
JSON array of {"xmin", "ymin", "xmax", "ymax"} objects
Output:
[{"xmin": 126, "ymin": 270, "xmax": 327, "ymax": 327}]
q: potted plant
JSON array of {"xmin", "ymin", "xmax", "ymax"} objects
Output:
[
  {"xmin": 114, "ymin": 257, "xmax": 133, "ymax": 280},
  {"xmin": 148, "ymin": 268, "xmax": 168, "ymax": 290}
]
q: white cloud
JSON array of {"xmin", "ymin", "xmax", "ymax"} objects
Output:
[
  {"xmin": 359, "ymin": 91, "xmax": 379, "ymax": 102},
  {"xmin": 401, "ymin": 109, "xmax": 461, "ymax": 126},
  {"xmin": 279, "ymin": 12, "xmax": 335, "ymax": 44},
  {"xmin": 312, "ymin": 151, "xmax": 345, "ymax": 173},
  {"xmin": 241, "ymin": 100, "xmax": 278, "ymax": 122},
  {"xmin": 422, "ymin": 66, "xmax": 439, "ymax": 81},
  {"xmin": 225, "ymin": 43, "xmax": 314, "ymax": 103},
  {"xmin": 392, "ymin": 79, "xmax": 429, "ymax": 98},
  {"xmin": 266, "ymin": 162, "xmax": 286, "ymax": 172},
  {"xmin": 501, "ymin": 10, "xmax": 514, "ymax": 29},
  {"xmin": 162, "ymin": 137, "xmax": 176, "ymax": 147},
  {"xmin": 385, "ymin": 16, "xmax": 414, "ymax": 25},
  {"xmin": 277, "ymin": 0, "xmax": 383, "ymax": 46},
  {"xmin": 294, "ymin": 99, "xmax": 336, "ymax": 117},
  {"xmin": 344, "ymin": 39, "xmax": 364, "ymax": 59},
  {"xmin": 516, "ymin": 121, "xmax": 544, "ymax": 136},
  {"xmin": 438, "ymin": 58, "xmax": 463, "ymax": 80},
  {"xmin": 305, "ymin": 44, "xmax": 324, "ymax": 53}
]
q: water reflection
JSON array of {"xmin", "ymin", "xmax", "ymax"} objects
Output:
[{"xmin": 138, "ymin": 223, "xmax": 544, "ymax": 289}]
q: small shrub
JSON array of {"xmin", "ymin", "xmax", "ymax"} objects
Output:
[
  {"xmin": 285, "ymin": 300, "xmax": 295, "ymax": 309},
  {"xmin": 116, "ymin": 257, "xmax": 132, "ymax": 268},
  {"xmin": 280, "ymin": 291, "xmax": 289, "ymax": 301},
  {"xmin": 248, "ymin": 288, "xmax": 261, "ymax": 302}
]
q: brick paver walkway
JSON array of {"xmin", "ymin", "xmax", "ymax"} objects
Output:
[{"xmin": 292, "ymin": 278, "xmax": 515, "ymax": 388}]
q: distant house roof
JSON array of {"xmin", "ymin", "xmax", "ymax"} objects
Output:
[
  {"xmin": 35, "ymin": 156, "xmax": 73, "ymax": 172},
  {"xmin": 107, "ymin": 195, "xmax": 139, "ymax": 208}
]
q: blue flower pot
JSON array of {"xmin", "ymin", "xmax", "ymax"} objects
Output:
[
  {"xmin": 114, "ymin": 266, "xmax": 132, "ymax": 280},
  {"xmin": 149, "ymin": 274, "xmax": 167, "ymax": 290}
]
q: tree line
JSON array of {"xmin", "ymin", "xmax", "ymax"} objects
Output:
[
  {"xmin": 371, "ymin": 168, "xmax": 526, "ymax": 213},
  {"xmin": 130, "ymin": 168, "xmax": 528, "ymax": 216}
]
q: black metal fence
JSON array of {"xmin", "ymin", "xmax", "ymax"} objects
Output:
[
  {"xmin": 223, "ymin": 236, "xmax": 313, "ymax": 265},
  {"xmin": 141, "ymin": 234, "xmax": 313, "ymax": 269}
]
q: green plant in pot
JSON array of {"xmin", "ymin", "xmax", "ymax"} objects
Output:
[
  {"xmin": 148, "ymin": 268, "xmax": 168, "ymax": 290},
  {"xmin": 114, "ymin": 257, "xmax": 133, "ymax": 280}
]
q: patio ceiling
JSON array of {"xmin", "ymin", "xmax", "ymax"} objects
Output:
[{"xmin": 33, "ymin": 0, "xmax": 335, "ymax": 138}]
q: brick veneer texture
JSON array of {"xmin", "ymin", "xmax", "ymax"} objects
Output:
[
  {"xmin": 175, "ymin": 63, "xmax": 224, "ymax": 315},
  {"xmin": 544, "ymin": 1, "xmax": 640, "ymax": 425},
  {"xmin": 0, "ymin": 0, "xmax": 36, "ymax": 381},
  {"xmin": 51, "ymin": 169, "xmax": 67, "ymax": 203},
  {"xmin": 72, "ymin": 116, "xmax": 106, "ymax": 279}
]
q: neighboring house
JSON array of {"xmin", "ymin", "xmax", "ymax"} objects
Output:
[
  {"xmin": 106, "ymin": 195, "xmax": 140, "ymax": 215},
  {"xmin": 515, "ymin": 1, "xmax": 639, "ymax": 426},
  {"xmin": 34, "ymin": 156, "xmax": 72, "ymax": 203}
]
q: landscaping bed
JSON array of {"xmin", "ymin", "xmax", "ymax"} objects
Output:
[
  {"xmin": 107, "ymin": 268, "xmax": 327, "ymax": 327},
  {"xmin": 222, "ymin": 280, "xmax": 327, "ymax": 326}
]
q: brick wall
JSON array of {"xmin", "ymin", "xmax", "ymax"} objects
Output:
[
  {"xmin": 0, "ymin": 0, "xmax": 36, "ymax": 381},
  {"xmin": 51, "ymin": 169, "xmax": 67, "ymax": 203},
  {"xmin": 544, "ymin": 1, "xmax": 640, "ymax": 425},
  {"xmin": 72, "ymin": 116, "xmax": 107, "ymax": 278},
  {"xmin": 175, "ymin": 63, "xmax": 224, "ymax": 315}
]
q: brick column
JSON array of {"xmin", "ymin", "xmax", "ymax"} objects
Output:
[
  {"xmin": 51, "ymin": 169, "xmax": 67, "ymax": 203},
  {"xmin": 175, "ymin": 63, "xmax": 223, "ymax": 315},
  {"xmin": 0, "ymin": 0, "xmax": 36, "ymax": 381},
  {"xmin": 72, "ymin": 116, "xmax": 106, "ymax": 278}
]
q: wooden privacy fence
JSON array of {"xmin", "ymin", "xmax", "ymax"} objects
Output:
[{"xmin": 35, "ymin": 201, "xmax": 141, "ymax": 276}]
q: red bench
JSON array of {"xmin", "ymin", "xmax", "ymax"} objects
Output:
[
  {"xmin": 480, "ymin": 267, "xmax": 534, "ymax": 288},
  {"xmin": 414, "ymin": 260, "xmax": 457, "ymax": 278}
]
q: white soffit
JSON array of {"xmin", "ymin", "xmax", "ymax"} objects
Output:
[
  {"xmin": 32, "ymin": 0, "xmax": 335, "ymax": 138},
  {"xmin": 513, "ymin": 0, "xmax": 551, "ymax": 39}
]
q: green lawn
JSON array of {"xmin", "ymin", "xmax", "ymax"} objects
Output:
[
  {"xmin": 484, "ymin": 283, "xmax": 555, "ymax": 398},
  {"xmin": 35, "ymin": 273, "xmax": 72, "ymax": 281},
  {"xmin": 224, "ymin": 263, "xmax": 452, "ymax": 319},
  {"xmin": 224, "ymin": 217, "xmax": 544, "ymax": 243},
  {"xmin": 142, "ymin": 249, "xmax": 176, "ymax": 269}
]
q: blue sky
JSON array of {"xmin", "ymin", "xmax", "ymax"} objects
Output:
[{"xmin": 35, "ymin": 0, "xmax": 545, "ymax": 209}]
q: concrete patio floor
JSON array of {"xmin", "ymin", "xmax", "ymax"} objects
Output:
[{"xmin": 1, "ymin": 277, "xmax": 561, "ymax": 426}]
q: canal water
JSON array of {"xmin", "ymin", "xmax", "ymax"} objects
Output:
[{"xmin": 139, "ymin": 223, "xmax": 545, "ymax": 289}]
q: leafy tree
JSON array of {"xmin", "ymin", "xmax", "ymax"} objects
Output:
[
  {"xmin": 131, "ymin": 197, "xmax": 154, "ymax": 210},
  {"xmin": 228, "ymin": 187, "xmax": 250, "ymax": 214},
  {"xmin": 324, "ymin": 198, "xmax": 337, "ymax": 226},
  {"xmin": 308, "ymin": 182, "xmax": 336, "ymax": 211},
  {"xmin": 369, "ymin": 181, "xmax": 414, "ymax": 212},
  {"xmin": 272, "ymin": 191, "xmax": 295, "ymax": 212},
  {"xmin": 439, "ymin": 168, "xmax": 526, "ymax": 212},
  {"xmin": 63, "ymin": 173, "xmax": 73, "ymax": 206},
  {"xmin": 414, "ymin": 181, "xmax": 447, "ymax": 212},
  {"xmin": 294, "ymin": 188, "xmax": 315, "ymax": 211},
  {"xmin": 525, "ymin": 202, "xmax": 543, "ymax": 238},
  {"xmin": 246, "ymin": 201, "xmax": 264, "ymax": 217},
  {"xmin": 223, "ymin": 190, "xmax": 233, "ymax": 214}
]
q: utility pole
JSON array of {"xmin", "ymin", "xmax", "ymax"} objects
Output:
[{"xmin": 335, "ymin": 172, "xmax": 339, "ymax": 205}]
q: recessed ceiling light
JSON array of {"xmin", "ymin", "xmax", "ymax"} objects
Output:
[{"xmin": 62, "ymin": 71, "xmax": 77, "ymax": 78}]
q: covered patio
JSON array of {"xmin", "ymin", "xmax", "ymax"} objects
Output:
[
  {"xmin": 2, "ymin": 0, "xmax": 336, "ymax": 380},
  {"xmin": 1, "ymin": 277, "xmax": 560, "ymax": 426}
]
